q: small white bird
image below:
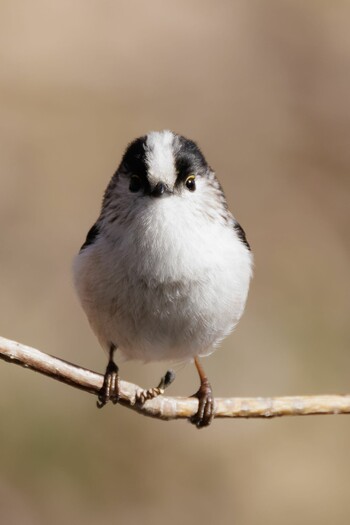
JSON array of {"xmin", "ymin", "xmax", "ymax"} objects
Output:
[{"xmin": 74, "ymin": 131, "xmax": 252, "ymax": 428}]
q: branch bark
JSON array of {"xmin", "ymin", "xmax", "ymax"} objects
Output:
[{"xmin": 1, "ymin": 335, "xmax": 350, "ymax": 422}]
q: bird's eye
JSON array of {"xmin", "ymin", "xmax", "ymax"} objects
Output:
[
  {"xmin": 185, "ymin": 175, "xmax": 196, "ymax": 192},
  {"xmin": 129, "ymin": 175, "xmax": 142, "ymax": 193}
]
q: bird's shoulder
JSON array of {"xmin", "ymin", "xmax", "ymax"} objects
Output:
[
  {"xmin": 233, "ymin": 220, "xmax": 250, "ymax": 251},
  {"xmin": 79, "ymin": 222, "xmax": 100, "ymax": 252}
]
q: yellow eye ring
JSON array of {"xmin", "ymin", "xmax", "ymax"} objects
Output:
[{"xmin": 185, "ymin": 175, "xmax": 196, "ymax": 192}]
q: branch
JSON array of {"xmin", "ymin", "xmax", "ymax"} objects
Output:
[{"xmin": 1, "ymin": 335, "xmax": 350, "ymax": 422}]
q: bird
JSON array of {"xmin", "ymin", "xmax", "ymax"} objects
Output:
[{"xmin": 73, "ymin": 130, "xmax": 252, "ymax": 428}]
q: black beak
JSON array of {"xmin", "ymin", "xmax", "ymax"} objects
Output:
[{"xmin": 151, "ymin": 182, "xmax": 166, "ymax": 197}]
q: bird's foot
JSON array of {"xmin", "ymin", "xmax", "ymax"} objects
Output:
[
  {"xmin": 97, "ymin": 359, "xmax": 120, "ymax": 408},
  {"xmin": 190, "ymin": 378, "xmax": 215, "ymax": 429},
  {"xmin": 135, "ymin": 386, "xmax": 164, "ymax": 404},
  {"xmin": 135, "ymin": 369, "xmax": 175, "ymax": 404}
]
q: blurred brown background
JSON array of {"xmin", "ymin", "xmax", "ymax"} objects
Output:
[{"xmin": 1, "ymin": 1, "xmax": 350, "ymax": 524}]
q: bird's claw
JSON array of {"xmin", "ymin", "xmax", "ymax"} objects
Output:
[
  {"xmin": 97, "ymin": 359, "xmax": 120, "ymax": 408},
  {"xmin": 190, "ymin": 379, "xmax": 215, "ymax": 429},
  {"xmin": 135, "ymin": 387, "xmax": 164, "ymax": 404},
  {"xmin": 135, "ymin": 369, "xmax": 175, "ymax": 404}
]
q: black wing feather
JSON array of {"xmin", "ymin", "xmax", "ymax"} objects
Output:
[
  {"xmin": 233, "ymin": 221, "xmax": 251, "ymax": 250},
  {"xmin": 79, "ymin": 222, "xmax": 100, "ymax": 252}
]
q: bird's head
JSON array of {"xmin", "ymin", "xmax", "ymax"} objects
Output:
[{"xmin": 101, "ymin": 130, "xmax": 228, "ymax": 229}]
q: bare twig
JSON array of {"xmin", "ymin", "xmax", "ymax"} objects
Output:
[{"xmin": 0, "ymin": 335, "xmax": 350, "ymax": 422}]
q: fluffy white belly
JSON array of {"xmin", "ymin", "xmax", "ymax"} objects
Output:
[{"xmin": 74, "ymin": 200, "xmax": 252, "ymax": 362}]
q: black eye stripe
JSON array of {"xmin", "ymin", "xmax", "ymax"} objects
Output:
[
  {"xmin": 120, "ymin": 136, "xmax": 148, "ymax": 179},
  {"xmin": 174, "ymin": 135, "xmax": 208, "ymax": 185},
  {"xmin": 174, "ymin": 156, "xmax": 197, "ymax": 188},
  {"xmin": 129, "ymin": 175, "xmax": 143, "ymax": 192},
  {"xmin": 175, "ymin": 157, "xmax": 192, "ymax": 179}
]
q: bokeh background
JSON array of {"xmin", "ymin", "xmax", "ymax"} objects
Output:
[{"xmin": 1, "ymin": 1, "xmax": 350, "ymax": 524}]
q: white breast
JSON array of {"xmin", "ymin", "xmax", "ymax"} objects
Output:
[{"xmin": 74, "ymin": 194, "xmax": 252, "ymax": 363}]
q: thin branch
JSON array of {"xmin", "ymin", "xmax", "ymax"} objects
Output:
[{"xmin": 1, "ymin": 335, "xmax": 350, "ymax": 421}]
